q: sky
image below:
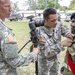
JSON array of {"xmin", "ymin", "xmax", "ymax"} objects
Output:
[
  {"xmin": 58, "ymin": 0, "xmax": 72, "ymax": 7},
  {"xmin": 11, "ymin": 0, "xmax": 72, "ymax": 10}
]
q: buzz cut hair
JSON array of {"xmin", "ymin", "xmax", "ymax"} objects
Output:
[
  {"xmin": 43, "ymin": 8, "xmax": 57, "ymax": 19},
  {"xmin": 70, "ymin": 12, "xmax": 75, "ymax": 20}
]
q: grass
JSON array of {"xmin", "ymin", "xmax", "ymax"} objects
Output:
[{"xmin": 4, "ymin": 21, "xmax": 71, "ymax": 75}]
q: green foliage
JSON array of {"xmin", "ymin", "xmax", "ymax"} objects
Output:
[
  {"xmin": 69, "ymin": 0, "xmax": 75, "ymax": 10},
  {"xmin": 26, "ymin": 0, "xmax": 37, "ymax": 10},
  {"xmin": 59, "ymin": 6, "xmax": 69, "ymax": 11},
  {"xmin": 37, "ymin": 0, "xmax": 46, "ymax": 9},
  {"xmin": 70, "ymin": 0, "xmax": 75, "ymax": 6},
  {"xmin": 37, "ymin": 0, "xmax": 61, "ymax": 9},
  {"xmin": 11, "ymin": 1, "xmax": 20, "ymax": 12},
  {"xmin": 37, "ymin": 0, "xmax": 75, "ymax": 10}
]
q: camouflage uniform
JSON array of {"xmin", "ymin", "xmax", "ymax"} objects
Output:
[
  {"xmin": 37, "ymin": 22, "xmax": 71, "ymax": 75},
  {"xmin": 61, "ymin": 40, "xmax": 75, "ymax": 75},
  {"xmin": 61, "ymin": 19, "xmax": 75, "ymax": 75},
  {"xmin": 0, "ymin": 19, "xmax": 37, "ymax": 75},
  {"xmin": 61, "ymin": 42, "xmax": 75, "ymax": 75}
]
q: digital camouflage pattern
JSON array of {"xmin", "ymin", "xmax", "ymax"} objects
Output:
[
  {"xmin": 37, "ymin": 22, "xmax": 71, "ymax": 75},
  {"xmin": 0, "ymin": 19, "xmax": 37, "ymax": 75},
  {"xmin": 62, "ymin": 19, "xmax": 75, "ymax": 75},
  {"xmin": 61, "ymin": 45, "xmax": 75, "ymax": 75}
]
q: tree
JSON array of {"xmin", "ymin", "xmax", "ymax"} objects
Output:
[
  {"xmin": 37, "ymin": 0, "xmax": 62, "ymax": 9},
  {"xmin": 60, "ymin": 6, "xmax": 69, "ymax": 11},
  {"xmin": 69, "ymin": 0, "xmax": 75, "ymax": 10},
  {"xmin": 26, "ymin": 0, "xmax": 38, "ymax": 10},
  {"xmin": 11, "ymin": 1, "xmax": 20, "ymax": 12}
]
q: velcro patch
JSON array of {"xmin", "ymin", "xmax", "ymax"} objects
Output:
[
  {"xmin": 8, "ymin": 35, "xmax": 16, "ymax": 43},
  {"xmin": 39, "ymin": 38, "xmax": 46, "ymax": 43}
]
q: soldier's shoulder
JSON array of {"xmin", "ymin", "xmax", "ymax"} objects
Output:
[{"xmin": 0, "ymin": 19, "xmax": 3, "ymax": 24}]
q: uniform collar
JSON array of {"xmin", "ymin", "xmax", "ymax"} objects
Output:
[{"xmin": 42, "ymin": 26, "xmax": 54, "ymax": 37}]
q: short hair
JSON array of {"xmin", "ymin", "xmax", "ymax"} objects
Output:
[
  {"xmin": 70, "ymin": 12, "xmax": 75, "ymax": 20},
  {"xmin": 43, "ymin": 8, "xmax": 57, "ymax": 19}
]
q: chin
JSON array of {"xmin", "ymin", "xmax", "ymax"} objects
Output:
[
  {"xmin": 7, "ymin": 15, "xmax": 10, "ymax": 18},
  {"xmin": 53, "ymin": 26, "xmax": 56, "ymax": 28}
]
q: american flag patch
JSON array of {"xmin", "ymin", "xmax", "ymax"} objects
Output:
[
  {"xmin": 8, "ymin": 35, "xmax": 16, "ymax": 43},
  {"xmin": 39, "ymin": 37, "xmax": 46, "ymax": 43}
]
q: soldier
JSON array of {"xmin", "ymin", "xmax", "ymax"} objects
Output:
[
  {"xmin": 0, "ymin": 0, "xmax": 40, "ymax": 75},
  {"xmin": 61, "ymin": 12, "xmax": 75, "ymax": 75},
  {"xmin": 37, "ymin": 8, "xmax": 74, "ymax": 75}
]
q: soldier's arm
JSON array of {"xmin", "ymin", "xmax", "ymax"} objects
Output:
[
  {"xmin": 1, "ymin": 42, "xmax": 39, "ymax": 68},
  {"xmin": 46, "ymin": 41, "xmax": 65, "ymax": 55},
  {"xmin": 45, "ymin": 39, "xmax": 73, "ymax": 57},
  {"xmin": 39, "ymin": 37, "xmax": 65, "ymax": 56},
  {"xmin": 60, "ymin": 23, "xmax": 71, "ymax": 37},
  {"xmin": 0, "ymin": 32, "xmax": 39, "ymax": 68},
  {"xmin": 6, "ymin": 52, "xmax": 37, "ymax": 68}
]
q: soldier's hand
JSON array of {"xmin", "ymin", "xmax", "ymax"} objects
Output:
[
  {"xmin": 33, "ymin": 47, "xmax": 40, "ymax": 54},
  {"xmin": 61, "ymin": 39, "xmax": 73, "ymax": 47},
  {"xmin": 67, "ymin": 33, "xmax": 74, "ymax": 40},
  {"xmin": 73, "ymin": 34, "xmax": 75, "ymax": 38}
]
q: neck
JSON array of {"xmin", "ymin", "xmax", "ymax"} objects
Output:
[
  {"xmin": 44, "ymin": 24, "xmax": 49, "ymax": 28},
  {"xmin": 0, "ymin": 17, "xmax": 5, "ymax": 21},
  {"xmin": 0, "ymin": 14, "xmax": 6, "ymax": 21}
]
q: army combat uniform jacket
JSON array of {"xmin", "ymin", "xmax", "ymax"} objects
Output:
[
  {"xmin": 0, "ymin": 19, "xmax": 37, "ymax": 75},
  {"xmin": 62, "ymin": 24, "xmax": 75, "ymax": 75},
  {"xmin": 37, "ymin": 22, "xmax": 71, "ymax": 75},
  {"xmin": 62, "ymin": 39, "xmax": 75, "ymax": 75}
]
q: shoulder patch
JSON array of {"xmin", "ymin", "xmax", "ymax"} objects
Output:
[
  {"xmin": 8, "ymin": 35, "xmax": 16, "ymax": 43},
  {"xmin": 39, "ymin": 37, "xmax": 46, "ymax": 43}
]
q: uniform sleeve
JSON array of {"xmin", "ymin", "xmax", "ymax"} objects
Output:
[
  {"xmin": 0, "ymin": 29, "xmax": 3, "ymax": 50},
  {"xmin": 5, "ymin": 52, "xmax": 37, "ymax": 68},
  {"xmin": 45, "ymin": 41, "xmax": 65, "ymax": 56},
  {"xmin": 1, "ymin": 35, "xmax": 38, "ymax": 68},
  {"xmin": 0, "ymin": 29, "xmax": 3, "ymax": 40},
  {"xmin": 0, "ymin": 27, "xmax": 38, "ymax": 68},
  {"xmin": 60, "ymin": 23, "xmax": 71, "ymax": 37},
  {"xmin": 1, "ymin": 35, "xmax": 37, "ymax": 68}
]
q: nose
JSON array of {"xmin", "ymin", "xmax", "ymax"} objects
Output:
[
  {"xmin": 10, "ymin": 6, "xmax": 13, "ymax": 12},
  {"xmin": 54, "ymin": 19, "xmax": 58, "ymax": 25},
  {"xmin": 8, "ymin": 4, "xmax": 13, "ymax": 12}
]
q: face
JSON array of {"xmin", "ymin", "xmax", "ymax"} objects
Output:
[
  {"xmin": 71, "ymin": 18, "xmax": 75, "ymax": 34},
  {"xmin": 0, "ymin": 0, "xmax": 12, "ymax": 20},
  {"xmin": 71, "ymin": 18, "xmax": 75, "ymax": 27},
  {"xmin": 44, "ymin": 14, "xmax": 58, "ymax": 28}
]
